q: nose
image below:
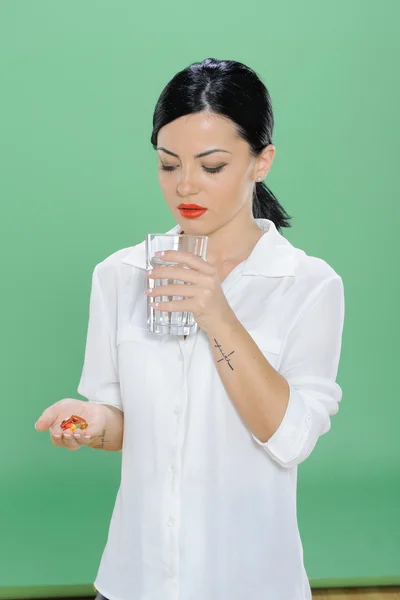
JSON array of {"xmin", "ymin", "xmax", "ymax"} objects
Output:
[{"xmin": 177, "ymin": 166, "xmax": 199, "ymax": 197}]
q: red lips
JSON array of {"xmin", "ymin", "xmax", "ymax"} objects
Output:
[
  {"xmin": 178, "ymin": 204, "xmax": 207, "ymax": 210},
  {"xmin": 178, "ymin": 203, "xmax": 208, "ymax": 219}
]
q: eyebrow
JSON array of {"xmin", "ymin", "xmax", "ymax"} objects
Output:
[{"xmin": 157, "ymin": 147, "xmax": 232, "ymax": 159}]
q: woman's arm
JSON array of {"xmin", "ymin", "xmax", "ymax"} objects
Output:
[
  {"xmin": 207, "ymin": 276, "xmax": 344, "ymax": 468},
  {"xmin": 208, "ymin": 314, "xmax": 290, "ymax": 444}
]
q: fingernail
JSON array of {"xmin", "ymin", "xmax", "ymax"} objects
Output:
[
  {"xmin": 34, "ymin": 421, "xmax": 39, "ymax": 430},
  {"xmin": 64, "ymin": 434, "xmax": 71, "ymax": 439},
  {"xmin": 84, "ymin": 435, "xmax": 92, "ymax": 439},
  {"xmin": 53, "ymin": 433, "xmax": 61, "ymax": 439},
  {"xmin": 73, "ymin": 433, "xmax": 81, "ymax": 438}
]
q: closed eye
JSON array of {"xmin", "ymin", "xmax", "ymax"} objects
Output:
[
  {"xmin": 204, "ymin": 165, "xmax": 226, "ymax": 174},
  {"xmin": 160, "ymin": 165, "xmax": 177, "ymax": 172},
  {"xmin": 160, "ymin": 164, "xmax": 226, "ymax": 174}
]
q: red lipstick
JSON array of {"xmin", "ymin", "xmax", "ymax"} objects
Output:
[{"xmin": 178, "ymin": 203, "xmax": 208, "ymax": 219}]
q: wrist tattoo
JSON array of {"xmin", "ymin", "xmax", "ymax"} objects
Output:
[
  {"xmin": 213, "ymin": 338, "xmax": 235, "ymax": 371},
  {"xmin": 93, "ymin": 429, "xmax": 107, "ymax": 449}
]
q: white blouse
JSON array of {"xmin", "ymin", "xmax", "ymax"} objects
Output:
[{"xmin": 78, "ymin": 218, "xmax": 344, "ymax": 600}]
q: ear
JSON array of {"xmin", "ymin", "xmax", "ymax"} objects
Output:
[{"xmin": 253, "ymin": 144, "xmax": 275, "ymax": 180}]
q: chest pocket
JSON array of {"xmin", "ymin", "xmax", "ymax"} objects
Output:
[
  {"xmin": 116, "ymin": 324, "xmax": 179, "ymax": 410},
  {"xmin": 116, "ymin": 324, "xmax": 168, "ymax": 380},
  {"xmin": 246, "ymin": 330, "xmax": 283, "ymax": 371}
]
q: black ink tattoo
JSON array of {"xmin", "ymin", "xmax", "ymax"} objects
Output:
[
  {"xmin": 214, "ymin": 338, "xmax": 235, "ymax": 371},
  {"xmin": 93, "ymin": 429, "xmax": 107, "ymax": 449}
]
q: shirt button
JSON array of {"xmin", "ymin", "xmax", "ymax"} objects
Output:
[
  {"xmin": 174, "ymin": 406, "xmax": 181, "ymax": 415},
  {"xmin": 168, "ymin": 569, "xmax": 174, "ymax": 578},
  {"xmin": 168, "ymin": 516, "xmax": 174, "ymax": 526},
  {"xmin": 169, "ymin": 465, "xmax": 175, "ymax": 473}
]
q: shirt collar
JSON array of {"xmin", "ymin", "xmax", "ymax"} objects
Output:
[{"xmin": 121, "ymin": 218, "xmax": 296, "ymax": 278}]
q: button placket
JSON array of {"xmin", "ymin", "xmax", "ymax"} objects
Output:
[{"xmin": 167, "ymin": 331, "xmax": 198, "ymax": 589}]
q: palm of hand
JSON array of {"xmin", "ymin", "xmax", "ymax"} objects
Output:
[{"xmin": 47, "ymin": 399, "xmax": 107, "ymax": 439}]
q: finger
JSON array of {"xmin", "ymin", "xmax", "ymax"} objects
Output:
[
  {"xmin": 152, "ymin": 250, "xmax": 214, "ymax": 273},
  {"xmin": 71, "ymin": 429, "xmax": 93, "ymax": 447},
  {"xmin": 146, "ymin": 284, "xmax": 196, "ymax": 298},
  {"xmin": 147, "ymin": 265, "xmax": 204, "ymax": 285},
  {"xmin": 150, "ymin": 298, "xmax": 195, "ymax": 312},
  {"xmin": 35, "ymin": 405, "xmax": 60, "ymax": 431},
  {"xmin": 61, "ymin": 429, "xmax": 82, "ymax": 451},
  {"xmin": 50, "ymin": 430, "xmax": 65, "ymax": 448},
  {"xmin": 50, "ymin": 425, "xmax": 92, "ymax": 448}
]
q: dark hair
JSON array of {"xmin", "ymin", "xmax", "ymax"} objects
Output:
[{"xmin": 151, "ymin": 57, "xmax": 291, "ymax": 231}]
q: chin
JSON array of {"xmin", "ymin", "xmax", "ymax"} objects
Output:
[
  {"xmin": 173, "ymin": 210, "xmax": 216, "ymax": 237},
  {"xmin": 179, "ymin": 224, "xmax": 212, "ymax": 236}
]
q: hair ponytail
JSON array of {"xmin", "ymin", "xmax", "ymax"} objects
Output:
[{"xmin": 253, "ymin": 181, "xmax": 291, "ymax": 231}]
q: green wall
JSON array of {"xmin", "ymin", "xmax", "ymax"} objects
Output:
[{"xmin": 1, "ymin": 1, "xmax": 399, "ymax": 597}]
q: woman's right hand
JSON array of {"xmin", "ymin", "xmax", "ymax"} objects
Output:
[{"xmin": 35, "ymin": 398, "xmax": 109, "ymax": 451}]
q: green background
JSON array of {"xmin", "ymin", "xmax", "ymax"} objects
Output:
[{"xmin": 1, "ymin": 1, "xmax": 399, "ymax": 598}]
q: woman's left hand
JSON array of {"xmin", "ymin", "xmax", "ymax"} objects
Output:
[{"xmin": 145, "ymin": 250, "xmax": 237, "ymax": 333}]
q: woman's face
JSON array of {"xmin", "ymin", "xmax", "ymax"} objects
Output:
[{"xmin": 156, "ymin": 111, "xmax": 274, "ymax": 235}]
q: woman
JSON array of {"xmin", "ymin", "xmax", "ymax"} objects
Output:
[{"xmin": 35, "ymin": 58, "xmax": 344, "ymax": 600}]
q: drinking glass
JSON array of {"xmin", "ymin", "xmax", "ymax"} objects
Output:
[{"xmin": 145, "ymin": 233, "xmax": 208, "ymax": 335}]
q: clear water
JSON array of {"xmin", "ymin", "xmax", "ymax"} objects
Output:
[{"xmin": 147, "ymin": 257, "xmax": 198, "ymax": 336}]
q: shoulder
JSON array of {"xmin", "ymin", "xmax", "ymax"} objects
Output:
[
  {"xmin": 293, "ymin": 247, "xmax": 341, "ymax": 283},
  {"xmin": 265, "ymin": 220, "xmax": 342, "ymax": 292},
  {"xmin": 92, "ymin": 242, "xmax": 144, "ymax": 289},
  {"xmin": 98, "ymin": 245, "xmax": 140, "ymax": 269},
  {"xmin": 289, "ymin": 243, "xmax": 344, "ymax": 312}
]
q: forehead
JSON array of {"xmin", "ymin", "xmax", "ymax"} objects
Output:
[{"xmin": 157, "ymin": 111, "xmax": 246, "ymax": 154}]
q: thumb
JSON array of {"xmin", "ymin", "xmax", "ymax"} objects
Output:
[{"xmin": 35, "ymin": 405, "xmax": 59, "ymax": 431}]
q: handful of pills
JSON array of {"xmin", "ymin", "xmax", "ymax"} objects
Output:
[{"xmin": 60, "ymin": 414, "xmax": 88, "ymax": 432}]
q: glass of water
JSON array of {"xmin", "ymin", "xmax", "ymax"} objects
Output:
[{"xmin": 146, "ymin": 233, "xmax": 208, "ymax": 336}]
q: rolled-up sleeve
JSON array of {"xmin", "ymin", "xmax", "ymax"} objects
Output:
[
  {"xmin": 77, "ymin": 264, "xmax": 123, "ymax": 411},
  {"xmin": 252, "ymin": 275, "xmax": 344, "ymax": 468}
]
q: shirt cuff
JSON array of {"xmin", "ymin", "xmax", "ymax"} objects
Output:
[
  {"xmin": 251, "ymin": 385, "xmax": 311, "ymax": 467},
  {"xmin": 78, "ymin": 380, "xmax": 124, "ymax": 412}
]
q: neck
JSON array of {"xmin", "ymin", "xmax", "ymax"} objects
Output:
[{"xmin": 181, "ymin": 213, "xmax": 264, "ymax": 268}]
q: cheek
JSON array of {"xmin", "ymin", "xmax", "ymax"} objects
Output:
[
  {"xmin": 209, "ymin": 171, "xmax": 245, "ymax": 203},
  {"xmin": 226, "ymin": 167, "xmax": 253, "ymax": 200}
]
